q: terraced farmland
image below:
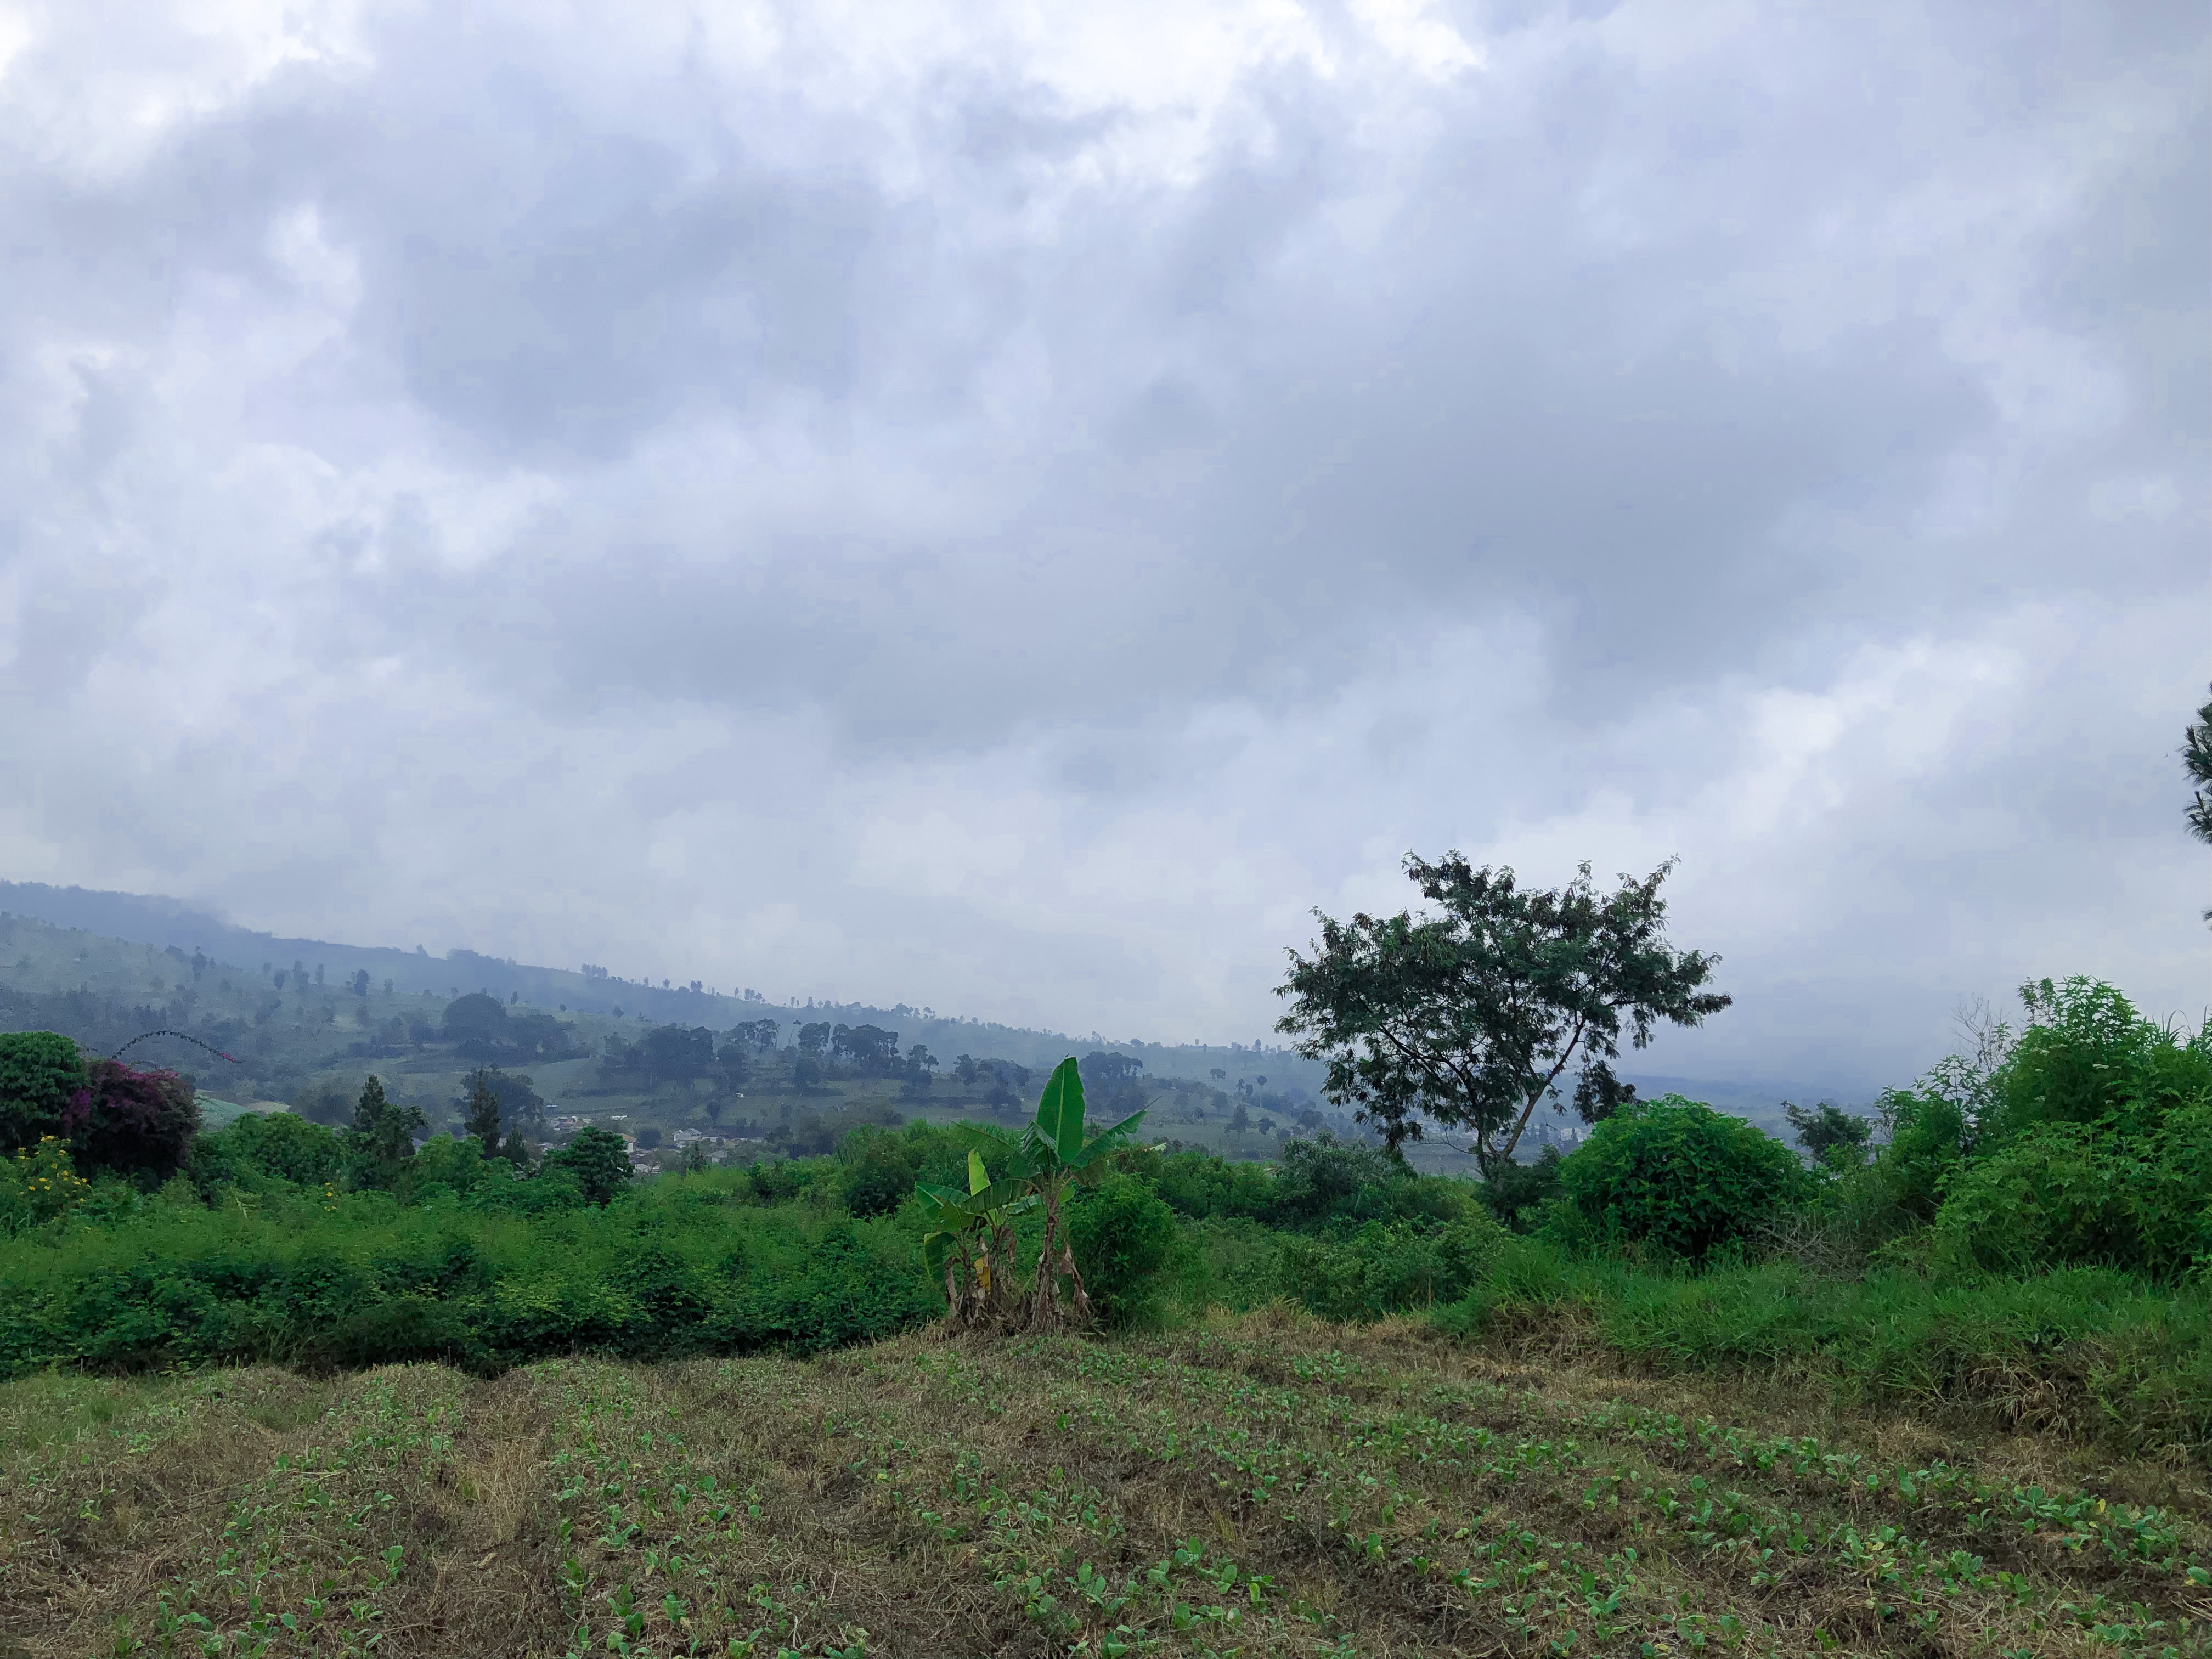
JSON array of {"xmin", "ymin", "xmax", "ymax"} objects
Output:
[{"xmin": 3, "ymin": 1314, "xmax": 2207, "ymax": 1657}]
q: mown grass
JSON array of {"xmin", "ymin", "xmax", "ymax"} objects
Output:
[{"xmin": 3, "ymin": 1312, "xmax": 2208, "ymax": 1658}]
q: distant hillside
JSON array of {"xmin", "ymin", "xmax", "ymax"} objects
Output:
[
  {"xmin": 0, "ymin": 879, "xmax": 1322, "ymax": 1094},
  {"xmin": 0, "ymin": 879, "xmax": 1852, "ymax": 1145}
]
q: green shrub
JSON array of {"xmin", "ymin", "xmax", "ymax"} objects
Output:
[
  {"xmin": 1171, "ymin": 1216, "xmax": 1288, "ymax": 1313},
  {"xmin": 1933, "ymin": 1123, "xmax": 2136, "ymax": 1273},
  {"xmin": 1148, "ymin": 1150, "xmax": 1273, "ymax": 1222},
  {"xmin": 191, "ymin": 1111, "xmax": 346, "ymax": 1194},
  {"xmin": 834, "ymin": 1121, "xmax": 969, "ymax": 1218},
  {"xmin": 0, "ymin": 1032, "xmax": 82, "ymax": 1150},
  {"xmin": 1266, "ymin": 1136, "xmax": 1403, "ymax": 1228},
  {"xmin": 1476, "ymin": 1146, "xmax": 1562, "ymax": 1233},
  {"xmin": 840, "ymin": 1148, "xmax": 915, "ymax": 1218},
  {"xmin": 1278, "ymin": 1215, "xmax": 1506, "ymax": 1321},
  {"xmin": 1871, "ymin": 1087, "xmax": 1970, "ymax": 1221},
  {"xmin": 1984, "ymin": 979, "xmax": 2185, "ymax": 1141},
  {"xmin": 1934, "ymin": 1104, "xmax": 2212, "ymax": 1279},
  {"xmin": 1556, "ymin": 1095, "xmax": 1809, "ymax": 1261},
  {"xmin": 0, "ymin": 1165, "xmax": 938, "ymax": 1377},
  {"xmin": 738, "ymin": 1158, "xmax": 825, "ymax": 1205},
  {"xmin": 1067, "ymin": 1174, "xmax": 1181, "ymax": 1330},
  {"xmin": 2129, "ymin": 1100, "xmax": 2212, "ymax": 1273}
]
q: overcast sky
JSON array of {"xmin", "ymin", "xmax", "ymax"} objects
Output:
[{"xmin": 0, "ymin": 0, "xmax": 2203, "ymax": 1090}]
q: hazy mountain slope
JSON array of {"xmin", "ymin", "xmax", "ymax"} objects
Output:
[{"xmin": 0, "ymin": 879, "xmax": 1852, "ymax": 1136}]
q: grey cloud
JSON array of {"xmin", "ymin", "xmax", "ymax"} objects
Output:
[{"xmin": 0, "ymin": 0, "xmax": 2202, "ymax": 1085}]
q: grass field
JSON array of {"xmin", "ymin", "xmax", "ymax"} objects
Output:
[{"xmin": 4, "ymin": 1311, "xmax": 2208, "ymax": 1659}]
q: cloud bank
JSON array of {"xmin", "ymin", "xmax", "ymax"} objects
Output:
[{"xmin": 0, "ymin": 0, "xmax": 2203, "ymax": 1089}]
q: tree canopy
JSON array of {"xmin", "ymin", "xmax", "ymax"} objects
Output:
[{"xmin": 1274, "ymin": 854, "xmax": 1729, "ymax": 1174}]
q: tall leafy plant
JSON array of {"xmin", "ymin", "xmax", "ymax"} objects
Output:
[
  {"xmin": 1013, "ymin": 1058, "xmax": 1147, "ymax": 1329},
  {"xmin": 918, "ymin": 1149, "xmax": 1032, "ymax": 1328},
  {"xmin": 949, "ymin": 1058, "xmax": 1147, "ymax": 1331}
]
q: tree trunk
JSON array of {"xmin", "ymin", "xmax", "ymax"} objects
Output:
[
  {"xmin": 1029, "ymin": 1188, "xmax": 1063, "ymax": 1331},
  {"xmin": 985, "ymin": 1220, "xmax": 1023, "ymax": 1330},
  {"xmin": 1057, "ymin": 1235, "xmax": 1093, "ymax": 1325}
]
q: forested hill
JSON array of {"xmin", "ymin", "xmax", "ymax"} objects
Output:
[
  {"xmin": 0, "ymin": 879, "xmax": 1321, "ymax": 1092},
  {"xmin": 0, "ymin": 879, "xmax": 1835, "ymax": 1136}
]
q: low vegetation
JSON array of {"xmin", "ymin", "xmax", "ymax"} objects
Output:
[{"xmin": 3, "ymin": 1318, "xmax": 2207, "ymax": 1657}]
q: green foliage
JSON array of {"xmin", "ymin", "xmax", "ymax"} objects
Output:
[
  {"xmin": 546, "ymin": 1126, "xmax": 633, "ymax": 1206},
  {"xmin": 462, "ymin": 1069, "xmax": 503, "ymax": 1149},
  {"xmin": 1146, "ymin": 1149, "xmax": 1273, "ymax": 1222},
  {"xmin": 738, "ymin": 1156, "xmax": 822, "ymax": 1205},
  {"xmin": 347, "ymin": 1075, "xmax": 426, "ymax": 1188},
  {"xmin": 1274, "ymin": 854, "xmax": 1730, "ymax": 1172},
  {"xmin": 0, "ymin": 1137, "xmax": 94, "ymax": 1235},
  {"xmin": 1476, "ymin": 1145, "xmax": 1562, "ymax": 1233},
  {"xmin": 841, "ymin": 1139, "xmax": 918, "ymax": 1217},
  {"xmin": 1279, "ymin": 1214, "xmax": 1508, "ymax": 1320},
  {"xmin": 2185, "ymin": 681, "xmax": 2210, "ymax": 912},
  {"xmin": 0, "ymin": 1165, "xmax": 937, "ymax": 1378},
  {"xmin": 1934, "ymin": 1123, "xmax": 2135, "ymax": 1273},
  {"xmin": 1984, "ymin": 978, "xmax": 2176, "ymax": 1141},
  {"xmin": 0, "ymin": 1031, "xmax": 82, "ymax": 1151},
  {"xmin": 1934, "ymin": 1102, "xmax": 2212, "ymax": 1279},
  {"xmin": 1143, "ymin": 1133, "xmax": 1473, "ymax": 1236},
  {"xmin": 1870, "ymin": 1087, "xmax": 1970, "ymax": 1222},
  {"xmin": 1875, "ymin": 978, "xmax": 2212, "ymax": 1270},
  {"xmin": 1265, "ymin": 1134, "xmax": 1406, "ymax": 1228},
  {"xmin": 191, "ymin": 1111, "xmax": 345, "ymax": 1193},
  {"xmin": 1556, "ymin": 1094, "xmax": 1810, "ymax": 1261},
  {"xmin": 1066, "ymin": 1173, "xmax": 1180, "ymax": 1330}
]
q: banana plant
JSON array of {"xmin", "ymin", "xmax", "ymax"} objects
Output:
[
  {"xmin": 1000, "ymin": 1057, "xmax": 1147, "ymax": 1331},
  {"xmin": 918, "ymin": 1148, "xmax": 1034, "ymax": 1328}
]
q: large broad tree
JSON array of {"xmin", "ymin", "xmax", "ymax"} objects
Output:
[{"xmin": 1274, "ymin": 854, "xmax": 1730, "ymax": 1175}]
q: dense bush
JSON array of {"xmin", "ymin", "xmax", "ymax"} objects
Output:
[
  {"xmin": 1277, "ymin": 1214, "xmax": 1508, "ymax": 1321},
  {"xmin": 188, "ymin": 1110, "xmax": 346, "ymax": 1193},
  {"xmin": 0, "ymin": 1031, "xmax": 83, "ymax": 1149},
  {"xmin": 1146, "ymin": 1149, "xmax": 1273, "ymax": 1222},
  {"xmin": 1933, "ymin": 1123, "xmax": 2135, "ymax": 1273},
  {"xmin": 1873, "ymin": 980, "xmax": 2212, "ymax": 1274},
  {"xmin": 1142, "ymin": 1134, "xmax": 1470, "ymax": 1235},
  {"xmin": 1066, "ymin": 1173, "xmax": 1181, "ymax": 1330},
  {"xmin": 835, "ymin": 1121, "xmax": 972, "ymax": 1218},
  {"xmin": 0, "ymin": 1157, "xmax": 938, "ymax": 1377},
  {"xmin": 1934, "ymin": 1102, "xmax": 2212, "ymax": 1278},
  {"xmin": 1556, "ymin": 1094, "xmax": 1810, "ymax": 1260},
  {"xmin": 64, "ymin": 1058, "xmax": 201, "ymax": 1182},
  {"xmin": 1476, "ymin": 1145, "xmax": 1562, "ymax": 1233},
  {"xmin": 1866, "ymin": 1086, "xmax": 1970, "ymax": 1222},
  {"xmin": 1983, "ymin": 978, "xmax": 2208, "ymax": 1142},
  {"xmin": 0, "ymin": 1034, "xmax": 200, "ymax": 1182}
]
